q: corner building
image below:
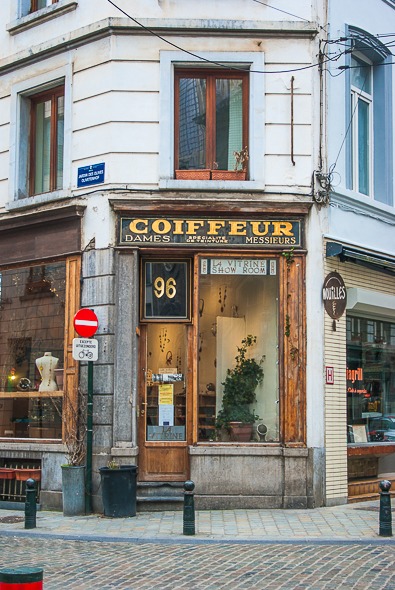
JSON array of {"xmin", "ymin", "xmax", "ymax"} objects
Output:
[{"xmin": 0, "ymin": 0, "xmax": 327, "ymax": 510}]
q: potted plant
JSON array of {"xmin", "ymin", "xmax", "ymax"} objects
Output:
[
  {"xmin": 216, "ymin": 334, "xmax": 264, "ymax": 441},
  {"xmin": 211, "ymin": 146, "xmax": 249, "ymax": 181},
  {"xmin": 58, "ymin": 389, "xmax": 87, "ymax": 516},
  {"xmin": 99, "ymin": 460, "xmax": 137, "ymax": 517}
]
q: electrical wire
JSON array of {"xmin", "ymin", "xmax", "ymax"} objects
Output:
[{"xmin": 250, "ymin": 0, "xmax": 311, "ymax": 23}]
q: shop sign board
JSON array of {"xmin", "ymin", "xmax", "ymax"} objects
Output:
[
  {"xmin": 72, "ymin": 338, "xmax": 99, "ymax": 361},
  {"xmin": 74, "ymin": 309, "xmax": 99, "ymax": 337},
  {"xmin": 322, "ymin": 271, "xmax": 347, "ymax": 319},
  {"xmin": 77, "ymin": 162, "xmax": 105, "ymax": 188},
  {"xmin": 120, "ymin": 217, "xmax": 302, "ymax": 248},
  {"xmin": 201, "ymin": 258, "xmax": 277, "ymax": 275}
]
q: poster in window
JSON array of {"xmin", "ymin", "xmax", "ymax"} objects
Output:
[{"xmin": 142, "ymin": 260, "xmax": 190, "ymax": 321}]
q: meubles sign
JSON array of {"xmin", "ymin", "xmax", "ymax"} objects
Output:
[{"xmin": 119, "ymin": 217, "xmax": 302, "ymax": 247}]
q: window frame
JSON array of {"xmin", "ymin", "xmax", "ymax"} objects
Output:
[
  {"xmin": 174, "ymin": 68, "xmax": 249, "ymax": 175},
  {"xmin": 159, "ymin": 51, "xmax": 265, "ymax": 191},
  {"xmin": 29, "ymin": 0, "xmax": 57, "ymax": 14},
  {"xmin": 29, "ymin": 84, "xmax": 64, "ymax": 197}
]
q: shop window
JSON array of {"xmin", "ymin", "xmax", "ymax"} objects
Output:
[
  {"xmin": 175, "ymin": 70, "xmax": 249, "ymax": 180},
  {"xmin": 346, "ymin": 315, "xmax": 395, "ymax": 444},
  {"xmin": 0, "ymin": 262, "xmax": 66, "ymax": 439},
  {"xmin": 159, "ymin": 51, "xmax": 265, "ymax": 189},
  {"xmin": 29, "ymin": 85, "xmax": 64, "ymax": 196},
  {"xmin": 346, "ymin": 27, "xmax": 393, "ymax": 205},
  {"xmin": 198, "ymin": 258, "xmax": 279, "ymax": 442}
]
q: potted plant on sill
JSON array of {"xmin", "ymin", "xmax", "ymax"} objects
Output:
[
  {"xmin": 216, "ymin": 334, "xmax": 264, "ymax": 442},
  {"xmin": 211, "ymin": 146, "xmax": 249, "ymax": 181}
]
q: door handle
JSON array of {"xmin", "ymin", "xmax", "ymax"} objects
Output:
[{"xmin": 140, "ymin": 401, "xmax": 147, "ymax": 416}]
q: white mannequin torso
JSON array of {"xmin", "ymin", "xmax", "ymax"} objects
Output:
[{"xmin": 36, "ymin": 352, "xmax": 59, "ymax": 392}]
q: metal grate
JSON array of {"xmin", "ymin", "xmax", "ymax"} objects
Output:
[{"xmin": 0, "ymin": 460, "xmax": 41, "ymax": 503}]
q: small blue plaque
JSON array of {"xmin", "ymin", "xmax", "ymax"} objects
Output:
[{"xmin": 77, "ymin": 162, "xmax": 105, "ymax": 188}]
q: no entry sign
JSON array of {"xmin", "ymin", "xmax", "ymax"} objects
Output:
[{"xmin": 73, "ymin": 308, "xmax": 99, "ymax": 338}]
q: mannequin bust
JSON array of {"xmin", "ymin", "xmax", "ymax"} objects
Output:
[{"xmin": 36, "ymin": 352, "xmax": 59, "ymax": 392}]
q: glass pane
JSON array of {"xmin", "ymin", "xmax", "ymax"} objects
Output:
[
  {"xmin": 178, "ymin": 78, "xmax": 207, "ymax": 170},
  {"xmin": 0, "ymin": 262, "xmax": 66, "ymax": 439},
  {"xmin": 358, "ymin": 98, "xmax": 370, "ymax": 195},
  {"xmin": 198, "ymin": 259, "xmax": 279, "ymax": 442},
  {"xmin": 145, "ymin": 324, "xmax": 187, "ymax": 442},
  {"xmin": 351, "ymin": 56, "xmax": 371, "ymax": 94},
  {"xmin": 34, "ymin": 99, "xmax": 51, "ymax": 194},
  {"xmin": 347, "ymin": 316, "xmax": 395, "ymax": 444},
  {"xmin": 56, "ymin": 95, "xmax": 64, "ymax": 189},
  {"xmin": 215, "ymin": 79, "xmax": 243, "ymax": 170}
]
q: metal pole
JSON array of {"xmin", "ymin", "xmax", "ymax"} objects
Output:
[
  {"xmin": 24, "ymin": 478, "xmax": 37, "ymax": 529},
  {"xmin": 379, "ymin": 480, "xmax": 392, "ymax": 537},
  {"xmin": 183, "ymin": 480, "xmax": 195, "ymax": 535},
  {"xmin": 85, "ymin": 359, "xmax": 93, "ymax": 514}
]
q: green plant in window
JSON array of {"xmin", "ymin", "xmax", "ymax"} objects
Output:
[{"xmin": 216, "ymin": 335, "xmax": 264, "ymax": 430}]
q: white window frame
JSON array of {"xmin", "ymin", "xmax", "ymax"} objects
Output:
[
  {"xmin": 8, "ymin": 65, "xmax": 72, "ymax": 210},
  {"xmin": 159, "ymin": 51, "xmax": 265, "ymax": 191},
  {"xmin": 350, "ymin": 61, "xmax": 373, "ymax": 197},
  {"xmin": 7, "ymin": 0, "xmax": 77, "ymax": 35}
]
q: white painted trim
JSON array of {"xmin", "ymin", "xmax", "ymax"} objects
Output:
[{"xmin": 346, "ymin": 287, "xmax": 395, "ymax": 318}]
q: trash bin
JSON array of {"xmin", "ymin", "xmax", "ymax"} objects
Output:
[{"xmin": 99, "ymin": 465, "xmax": 137, "ymax": 517}]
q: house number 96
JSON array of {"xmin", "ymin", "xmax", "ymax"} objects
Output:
[{"xmin": 154, "ymin": 277, "xmax": 177, "ymax": 299}]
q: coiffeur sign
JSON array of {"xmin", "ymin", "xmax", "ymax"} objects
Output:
[{"xmin": 119, "ymin": 217, "xmax": 302, "ymax": 248}]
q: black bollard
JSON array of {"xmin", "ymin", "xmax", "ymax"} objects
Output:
[
  {"xmin": 25, "ymin": 478, "xmax": 37, "ymax": 530},
  {"xmin": 183, "ymin": 480, "xmax": 195, "ymax": 536},
  {"xmin": 379, "ymin": 480, "xmax": 392, "ymax": 537}
]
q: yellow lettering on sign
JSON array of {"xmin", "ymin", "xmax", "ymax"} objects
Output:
[
  {"xmin": 173, "ymin": 219, "xmax": 184, "ymax": 235},
  {"xmin": 129, "ymin": 219, "xmax": 148, "ymax": 233},
  {"xmin": 152, "ymin": 219, "xmax": 172, "ymax": 234},
  {"xmin": 186, "ymin": 220, "xmax": 204, "ymax": 235},
  {"xmin": 228, "ymin": 221, "xmax": 247, "ymax": 235},
  {"xmin": 271, "ymin": 222, "xmax": 293, "ymax": 236},
  {"xmin": 250, "ymin": 221, "xmax": 270, "ymax": 236},
  {"xmin": 207, "ymin": 220, "xmax": 225, "ymax": 235}
]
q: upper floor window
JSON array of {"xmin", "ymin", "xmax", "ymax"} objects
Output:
[
  {"xmin": 350, "ymin": 55, "xmax": 373, "ymax": 196},
  {"xmin": 346, "ymin": 27, "xmax": 393, "ymax": 205},
  {"xmin": 175, "ymin": 70, "xmax": 249, "ymax": 180},
  {"xmin": 29, "ymin": 85, "xmax": 64, "ymax": 196},
  {"xmin": 21, "ymin": 0, "xmax": 57, "ymax": 17}
]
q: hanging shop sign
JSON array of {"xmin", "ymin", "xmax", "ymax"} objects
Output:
[
  {"xmin": 322, "ymin": 271, "xmax": 347, "ymax": 319},
  {"xmin": 142, "ymin": 260, "xmax": 190, "ymax": 321},
  {"xmin": 120, "ymin": 217, "xmax": 302, "ymax": 248}
]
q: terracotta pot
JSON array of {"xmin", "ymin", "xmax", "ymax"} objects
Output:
[
  {"xmin": 211, "ymin": 170, "xmax": 246, "ymax": 181},
  {"xmin": 15, "ymin": 468, "xmax": 41, "ymax": 481},
  {"xmin": 0, "ymin": 468, "xmax": 15, "ymax": 480},
  {"xmin": 229, "ymin": 422, "xmax": 253, "ymax": 442},
  {"xmin": 175, "ymin": 169, "xmax": 211, "ymax": 180}
]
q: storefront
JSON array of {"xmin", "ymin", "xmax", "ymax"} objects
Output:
[
  {"xmin": 0, "ymin": 206, "xmax": 83, "ymax": 502},
  {"xmin": 324, "ymin": 242, "xmax": 395, "ymax": 503},
  {"xmin": 113, "ymin": 203, "xmax": 315, "ymax": 509}
]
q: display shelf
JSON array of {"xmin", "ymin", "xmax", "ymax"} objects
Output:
[{"xmin": 0, "ymin": 391, "xmax": 63, "ymax": 399}]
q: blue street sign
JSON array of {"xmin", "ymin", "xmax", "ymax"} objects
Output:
[{"xmin": 77, "ymin": 162, "xmax": 105, "ymax": 188}]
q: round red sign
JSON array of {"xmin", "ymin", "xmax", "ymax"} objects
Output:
[{"xmin": 73, "ymin": 308, "xmax": 99, "ymax": 338}]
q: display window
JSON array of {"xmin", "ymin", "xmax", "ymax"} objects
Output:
[
  {"xmin": 198, "ymin": 257, "xmax": 279, "ymax": 442},
  {"xmin": 0, "ymin": 258, "xmax": 80, "ymax": 441},
  {"xmin": 347, "ymin": 315, "xmax": 395, "ymax": 443}
]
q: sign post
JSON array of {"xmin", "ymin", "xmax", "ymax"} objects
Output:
[{"xmin": 73, "ymin": 309, "xmax": 99, "ymax": 514}]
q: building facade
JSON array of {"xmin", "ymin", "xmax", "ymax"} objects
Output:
[
  {"xmin": 324, "ymin": 0, "xmax": 395, "ymax": 504},
  {"xmin": 1, "ymin": 0, "xmax": 330, "ymax": 511}
]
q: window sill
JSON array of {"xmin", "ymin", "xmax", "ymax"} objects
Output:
[
  {"xmin": 7, "ymin": 1, "xmax": 78, "ymax": 35},
  {"xmin": 6, "ymin": 190, "xmax": 70, "ymax": 212},
  {"xmin": 159, "ymin": 178, "xmax": 264, "ymax": 192}
]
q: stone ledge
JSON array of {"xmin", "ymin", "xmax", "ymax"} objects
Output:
[{"xmin": 190, "ymin": 445, "xmax": 308, "ymax": 457}]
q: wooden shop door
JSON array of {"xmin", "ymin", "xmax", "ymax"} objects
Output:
[{"xmin": 138, "ymin": 322, "xmax": 192, "ymax": 481}]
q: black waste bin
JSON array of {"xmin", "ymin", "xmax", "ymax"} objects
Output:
[{"xmin": 99, "ymin": 465, "xmax": 137, "ymax": 517}]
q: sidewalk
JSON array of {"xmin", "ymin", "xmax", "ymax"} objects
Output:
[{"xmin": 0, "ymin": 500, "xmax": 394, "ymax": 544}]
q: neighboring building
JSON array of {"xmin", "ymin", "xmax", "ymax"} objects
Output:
[
  {"xmin": 0, "ymin": 0, "xmax": 330, "ymax": 511},
  {"xmin": 324, "ymin": 0, "xmax": 395, "ymax": 504}
]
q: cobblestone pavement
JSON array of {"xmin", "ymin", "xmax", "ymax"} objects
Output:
[{"xmin": 1, "ymin": 536, "xmax": 395, "ymax": 589}]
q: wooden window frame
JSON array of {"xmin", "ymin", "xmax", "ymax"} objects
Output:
[
  {"xmin": 29, "ymin": 84, "xmax": 64, "ymax": 196},
  {"xmin": 174, "ymin": 68, "xmax": 249, "ymax": 176},
  {"xmin": 29, "ymin": 0, "xmax": 57, "ymax": 13}
]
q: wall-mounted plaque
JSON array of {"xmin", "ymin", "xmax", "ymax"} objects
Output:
[{"xmin": 142, "ymin": 260, "xmax": 190, "ymax": 321}]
